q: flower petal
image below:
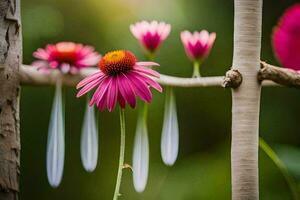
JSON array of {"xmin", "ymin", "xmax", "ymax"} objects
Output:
[
  {"xmin": 47, "ymin": 80, "xmax": 65, "ymax": 188},
  {"xmin": 81, "ymin": 103, "xmax": 98, "ymax": 172},
  {"xmin": 132, "ymin": 112, "xmax": 149, "ymax": 193},
  {"xmin": 106, "ymin": 77, "xmax": 118, "ymax": 112},
  {"xmin": 136, "ymin": 61, "xmax": 160, "ymax": 67},
  {"xmin": 76, "ymin": 71, "xmax": 104, "ymax": 89},
  {"xmin": 117, "ymin": 74, "xmax": 136, "ymax": 108},
  {"xmin": 134, "ymin": 65, "xmax": 160, "ymax": 78},
  {"xmin": 126, "ymin": 72, "xmax": 152, "ymax": 103},
  {"xmin": 161, "ymin": 88, "xmax": 179, "ymax": 166},
  {"xmin": 90, "ymin": 77, "xmax": 111, "ymax": 106},
  {"xmin": 131, "ymin": 71, "xmax": 162, "ymax": 92}
]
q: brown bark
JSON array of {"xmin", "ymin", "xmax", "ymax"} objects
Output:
[
  {"xmin": 0, "ymin": 0, "xmax": 22, "ymax": 199},
  {"xmin": 259, "ymin": 61, "xmax": 300, "ymax": 88}
]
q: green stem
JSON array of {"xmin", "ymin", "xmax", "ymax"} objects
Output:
[
  {"xmin": 142, "ymin": 103, "xmax": 148, "ymax": 123},
  {"xmin": 192, "ymin": 61, "xmax": 201, "ymax": 78},
  {"xmin": 113, "ymin": 109, "xmax": 126, "ymax": 200},
  {"xmin": 259, "ymin": 137, "xmax": 300, "ymax": 200},
  {"xmin": 147, "ymin": 53, "xmax": 155, "ymax": 61}
]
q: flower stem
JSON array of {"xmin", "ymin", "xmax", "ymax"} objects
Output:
[
  {"xmin": 142, "ymin": 103, "xmax": 148, "ymax": 122},
  {"xmin": 259, "ymin": 137, "xmax": 300, "ymax": 200},
  {"xmin": 113, "ymin": 108, "xmax": 126, "ymax": 200},
  {"xmin": 192, "ymin": 61, "xmax": 201, "ymax": 78}
]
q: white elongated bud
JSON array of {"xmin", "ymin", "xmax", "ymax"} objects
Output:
[
  {"xmin": 46, "ymin": 79, "xmax": 65, "ymax": 187},
  {"xmin": 132, "ymin": 108, "xmax": 149, "ymax": 193},
  {"xmin": 161, "ymin": 88, "xmax": 179, "ymax": 166},
  {"xmin": 80, "ymin": 102, "xmax": 98, "ymax": 172}
]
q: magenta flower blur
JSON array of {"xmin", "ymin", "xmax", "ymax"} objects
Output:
[
  {"xmin": 76, "ymin": 50, "xmax": 162, "ymax": 112},
  {"xmin": 130, "ymin": 21, "xmax": 171, "ymax": 53},
  {"xmin": 272, "ymin": 4, "xmax": 300, "ymax": 71},
  {"xmin": 32, "ymin": 42, "xmax": 101, "ymax": 74},
  {"xmin": 181, "ymin": 30, "xmax": 216, "ymax": 62}
]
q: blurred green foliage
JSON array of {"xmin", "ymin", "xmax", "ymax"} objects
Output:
[{"xmin": 20, "ymin": 0, "xmax": 300, "ymax": 199}]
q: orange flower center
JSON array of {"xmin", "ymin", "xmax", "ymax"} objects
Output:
[
  {"xmin": 99, "ymin": 50, "xmax": 136, "ymax": 75},
  {"xmin": 54, "ymin": 42, "xmax": 77, "ymax": 64}
]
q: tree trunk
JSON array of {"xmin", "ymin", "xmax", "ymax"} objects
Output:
[
  {"xmin": 0, "ymin": 0, "xmax": 22, "ymax": 199},
  {"xmin": 231, "ymin": 0, "xmax": 262, "ymax": 199}
]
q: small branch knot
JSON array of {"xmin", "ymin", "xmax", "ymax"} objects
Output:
[{"xmin": 222, "ymin": 69, "xmax": 242, "ymax": 88}]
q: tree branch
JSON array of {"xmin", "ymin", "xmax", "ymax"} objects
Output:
[
  {"xmin": 20, "ymin": 65, "xmax": 225, "ymax": 88},
  {"xmin": 20, "ymin": 64, "xmax": 282, "ymax": 88},
  {"xmin": 259, "ymin": 61, "xmax": 300, "ymax": 88}
]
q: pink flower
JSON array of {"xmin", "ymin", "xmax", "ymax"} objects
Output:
[
  {"xmin": 272, "ymin": 4, "xmax": 300, "ymax": 71},
  {"xmin": 76, "ymin": 50, "xmax": 162, "ymax": 112},
  {"xmin": 181, "ymin": 30, "xmax": 216, "ymax": 62},
  {"xmin": 130, "ymin": 21, "xmax": 171, "ymax": 53},
  {"xmin": 32, "ymin": 42, "xmax": 101, "ymax": 74}
]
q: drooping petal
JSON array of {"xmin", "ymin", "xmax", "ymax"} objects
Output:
[
  {"xmin": 76, "ymin": 75, "xmax": 104, "ymax": 97},
  {"xmin": 94, "ymin": 77, "xmax": 113, "ymax": 110},
  {"xmin": 161, "ymin": 88, "xmax": 179, "ymax": 166},
  {"xmin": 106, "ymin": 77, "xmax": 118, "ymax": 112},
  {"xmin": 135, "ymin": 61, "xmax": 160, "ymax": 67},
  {"xmin": 77, "ymin": 71, "xmax": 104, "ymax": 89},
  {"xmin": 131, "ymin": 71, "xmax": 162, "ymax": 92},
  {"xmin": 134, "ymin": 65, "xmax": 160, "ymax": 78},
  {"xmin": 81, "ymin": 102, "xmax": 98, "ymax": 172},
  {"xmin": 132, "ymin": 111, "xmax": 149, "ymax": 193},
  {"xmin": 117, "ymin": 74, "xmax": 136, "ymax": 108},
  {"xmin": 125, "ymin": 72, "xmax": 152, "ymax": 103},
  {"xmin": 33, "ymin": 48, "xmax": 50, "ymax": 60},
  {"xmin": 47, "ymin": 78, "xmax": 65, "ymax": 187},
  {"xmin": 117, "ymin": 91, "xmax": 126, "ymax": 108}
]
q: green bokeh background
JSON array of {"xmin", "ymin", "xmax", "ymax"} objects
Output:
[{"xmin": 20, "ymin": 0, "xmax": 300, "ymax": 199}]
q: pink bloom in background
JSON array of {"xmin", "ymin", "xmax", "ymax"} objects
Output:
[
  {"xmin": 181, "ymin": 30, "xmax": 216, "ymax": 62},
  {"xmin": 32, "ymin": 42, "xmax": 101, "ymax": 74},
  {"xmin": 130, "ymin": 20, "xmax": 171, "ymax": 53},
  {"xmin": 272, "ymin": 4, "xmax": 300, "ymax": 71},
  {"xmin": 76, "ymin": 50, "xmax": 162, "ymax": 112}
]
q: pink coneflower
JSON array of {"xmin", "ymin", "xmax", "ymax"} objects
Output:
[
  {"xmin": 272, "ymin": 4, "xmax": 300, "ymax": 71},
  {"xmin": 130, "ymin": 21, "xmax": 171, "ymax": 54},
  {"xmin": 76, "ymin": 50, "xmax": 162, "ymax": 112},
  {"xmin": 32, "ymin": 42, "xmax": 101, "ymax": 74},
  {"xmin": 181, "ymin": 30, "xmax": 216, "ymax": 62}
]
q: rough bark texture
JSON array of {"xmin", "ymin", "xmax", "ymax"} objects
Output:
[
  {"xmin": 223, "ymin": 69, "xmax": 243, "ymax": 88},
  {"xmin": 259, "ymin": 61, "xmax": 300, "ymax": 88},
  {"xmin": 231, "ymin": 0, "xmax": 262, "ymax": 199},
  {"xmin": 0, "ymin": 0, "xmax": 22, "ymax": 199}
]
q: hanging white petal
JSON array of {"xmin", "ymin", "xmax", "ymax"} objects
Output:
[
  {"xmin": 80, "ymin": 102, "xmax": 98, "ymax": 172},
  {"xmin": 132, "ymin": 112, "xmax": 149, "ymax": 193},
  {"xmin": 161, "ymin": 88, "xmax": 179, "ymax": 166},
  {"xmin": 46, "ymin": 79, "xmax": 65, "ymax": 188}
]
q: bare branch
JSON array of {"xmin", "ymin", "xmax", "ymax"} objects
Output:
[
  {"xmin": 19, "ymin": 64, "xmax": 284, "ymax": 88},
  {"xmin": 259, "ymin": 61, "xmax": 300, "ymax": 88},
  {"xmin": 20, "ymin": 65, "xmax": 225, "ymax": 88},
  {"xmin": 20, "ymin": 65, "xmax": 92, "ymax": 87}
]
